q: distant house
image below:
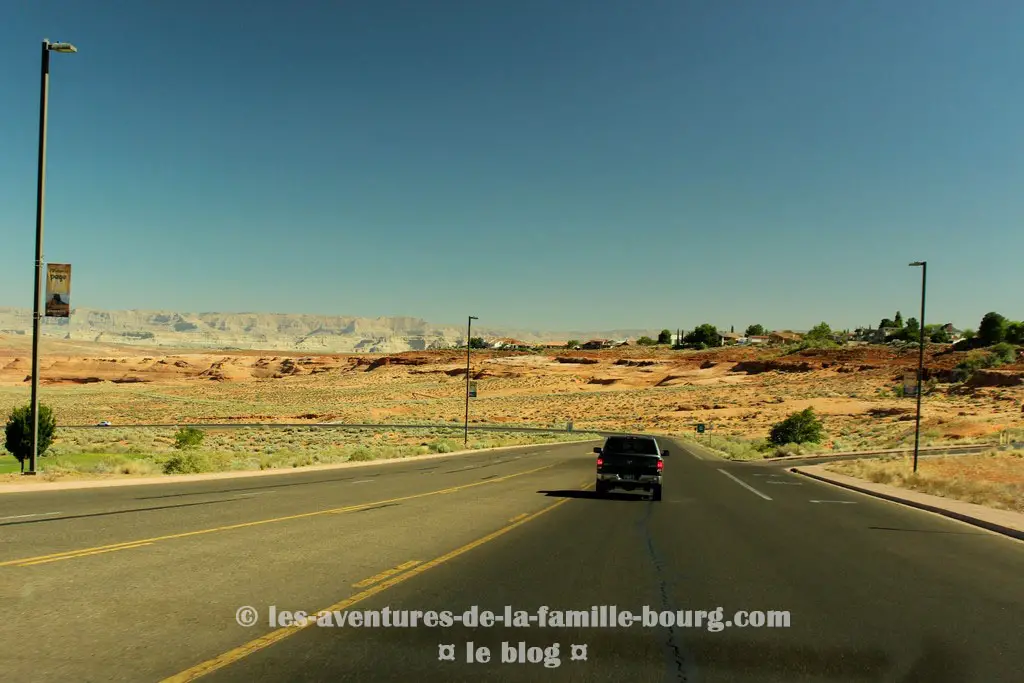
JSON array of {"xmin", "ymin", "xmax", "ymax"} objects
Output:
[
  {"xmin": 719, "ymin": 331, "xmax": 743, "ymax": 345},
  {"xmin": 581, "ymin": 339, "xmax": 613, "ymax": 350},
  {"xmin": 768, "ymin": 331, "xmax": 803, "ymax": 345},
  {"xmin": 747, "ymin": 335, "xmax": 770, "ymax": 345},
  {"xmin": 873, "ymin": 327, "xmax": 902, "ymax": 343},
  {"xmin": 491, "ymin": 337, "xmax": 532, "ymax": 350}
]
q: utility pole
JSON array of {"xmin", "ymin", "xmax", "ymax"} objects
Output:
[
  {"xmin": 28, "ymin": 39, "xmax": 77, "ymax": 476},
  {"xmin": 909, "ymin": 261, "xmax": 927, "ymax": 473},
  {"xmin": 464, "ymin": 315, "xmax": 478, "ymax": 446}
]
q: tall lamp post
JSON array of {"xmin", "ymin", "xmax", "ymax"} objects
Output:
[
  {"xmin": 909, "ymin": 261, "xmax": 927, "ymax": 473},
  {"xmin": 27, "ymin": 39, "xmax": 78, "ymax": 476},
  {"xmin": 464, "ymin": 316, "xmax": 478, "ymax": 446}
]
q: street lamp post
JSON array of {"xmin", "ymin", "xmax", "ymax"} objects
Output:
[
  {"xmin": 464, "ymin": 316, "xmax": 478, "ymax": 446},
  {"xmin": 909, "ymin": 261, "xmax": 927, "ymax": 473},
  {"xmin": 27, "ymin": 39, "xmax": 77, "ymax": 476}
]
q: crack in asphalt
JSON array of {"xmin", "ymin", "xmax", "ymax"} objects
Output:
[{"xmin": 643, "ymin": 502, "xmax": 694, "ymax": 683}]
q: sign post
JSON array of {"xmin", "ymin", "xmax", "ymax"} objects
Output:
[
  {"xmin": 696, "ymin": 423, "xmax": 706, "ymax": 435},
  {"xmin": 468, "ymin": 380, "xmax": 478, "ymax": 398}
]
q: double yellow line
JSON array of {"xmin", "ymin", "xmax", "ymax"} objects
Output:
[
  {"xmin": 0, "ymin": 463, "xmax": 556, "ymax": 568},
  {"xmin": 162, "ymin": 496, "xmax": 574, "ymax": 682}
]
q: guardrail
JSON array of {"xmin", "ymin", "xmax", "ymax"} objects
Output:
[{"xmin": 59, "ymin": 421, "xmax": 611, "ymax": 435}]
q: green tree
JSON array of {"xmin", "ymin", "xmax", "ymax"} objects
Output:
[
  {"xmin": 769, "ymin": 407, "xmax": 824, "ymax": 445},
  {"xmin": 745, "ymin": 324, "xmax": 766, "ymax": 336},
  {"xmin": 637, "ymin": 336, "xmax": 657, "ymax": 346},
  {"xmin": 469, "ymin": 337, "xmax": 488, "ymax": 349},
  {"xmin": 1006, "ymin": 322, "xmax": 1024, "ymax": 345},
  {"xmin": 4, "ymin": 404, "xmax": 57, "ymax": 471},
  {"xmin": 657, "ymin": 329, "xmax": 672, "ymax": 345},
  {"xmin": 566, "ymin": 339, "xmax": 580, "ymax": 349},
  {"xmin": 173, "ymin": 426, "xmax": 205, "ymax": 450},
  {"xmin": 879, "ymin": 318, "xmax": 896, "ymax": 329},
  {"xmin": 903, "ymin": 317, "xmax": 921, "ymax": 341},
  {"xmin": 804, "ymin": 322, "xmax": 833, "ymax": 342},
  {"xmin": 894, "ymin": 311, "xmax": 903, "ymax": 328},
  {"xmin": 684, "ymin": 324, "xmax": 720, "ymax": 348},
  {"xmin": 978, "ymin": 312, "xmax": 1008, "ymax": 346},
  {"xmin": 925, "ymin": 325, "xmax": 950, "ymax": 343}
]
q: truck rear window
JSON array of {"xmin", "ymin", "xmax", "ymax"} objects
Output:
[{"xmin": 603, "ymin": 437, "xmax": 659, "ymax": 455}]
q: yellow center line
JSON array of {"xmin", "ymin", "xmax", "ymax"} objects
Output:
[
  {"xmin": 508, "ymin": 513, "xmax": 528, "ymax": 523},
  {"xmin": 0, "ymin": 462, "xmax": 556, "ymax": 568},
  {"xmin": 17, "ymin": 542, "xmax": 155, "ymax": 566},
  {"xmin": 161, "ymin": 496, "xmax": 573, "ymax": 683},
  {"xmin": 351, "ymin": 560, "xmax": 422, "ymax": 588}
]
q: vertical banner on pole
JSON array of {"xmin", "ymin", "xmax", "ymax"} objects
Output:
[{"xmin": 45, "ymin": 263, "xmax": 71, "ymax": 317}]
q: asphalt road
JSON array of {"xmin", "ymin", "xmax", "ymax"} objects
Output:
[{"xmin": 1, "ymin": 438, "xmax": 1022, "ymax": 682}]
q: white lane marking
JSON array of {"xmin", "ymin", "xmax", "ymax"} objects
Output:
[
  {"xmin": 752, "ymin": 473, "xmax": 782, "ymax": 477},
  {"xmin": 0, "ymin": 511, "xmax": 62, "ymax": 521},
  {"xmin": 718, "ymin": 470, "xmax": 773, "ymax": 500},
  {"xmin": 350, "ymin": 480, "xmax": 374, "ymax": 484},
  {"xmin": 764, "ymin": 481, "xmax": 804, "ymax": 485},
  {"xmin": 810, "ymin": 500, "xmax": 857, "ymax": 504}
]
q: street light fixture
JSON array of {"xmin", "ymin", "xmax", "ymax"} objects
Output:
[
  {"xmin": 464, "ymin": 316, "xmax": 478, "ymax": 446},
  {"xmin": 27, "ymin": 38, "xmax": 77, "ymax": 476},
  {"xmin": 909, "ymin": 261, "xmax": 927, "ymax": 473}
]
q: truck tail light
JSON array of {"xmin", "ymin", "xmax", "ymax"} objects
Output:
[
  {"xmin": 657, "ymin": 460, "xmax": 664, "ymax": 471},
  {"xmin": 596, "ymin": 458, "xmax": 603, "ymax": 467}
]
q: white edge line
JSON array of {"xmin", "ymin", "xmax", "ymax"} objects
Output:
[
  {"xmin": 0, "ymin": 511, "xmax": 62, "ymax": 521},
  {"xmin": 718, "ymin": 469, "xmax": 772, "ymax": 500},
  {"xmin": 809, "ymin": 500, "xmax": 857, "ymax": 504}
]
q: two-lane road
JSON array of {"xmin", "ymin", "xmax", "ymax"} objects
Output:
[{"xmin": 1, "ymin": 438, "xmax": 1021, "ymax": 682}]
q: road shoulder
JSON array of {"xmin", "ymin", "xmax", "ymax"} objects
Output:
[
  {"xmin": 0, "ymin": 438, "xmax": 601, "ymax": 495},
  {"xmin": 792, "ymin": 464, "xmax": 1024, "ymax": 542}
]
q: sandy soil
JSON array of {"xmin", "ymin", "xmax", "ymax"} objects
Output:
[{"xmin": 0, "ymin": 337, "xmax": 1021, "ymax": 449}]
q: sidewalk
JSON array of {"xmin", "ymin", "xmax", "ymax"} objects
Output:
[
  {"xmin": 0, "ymin": 438, "xmax": 600, "ymax": 495},
  {"xmin": 792, "ymin": 464, "xmax": 1024, "ymax": 542}
]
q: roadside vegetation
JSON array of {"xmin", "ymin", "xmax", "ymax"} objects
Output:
[
  {"xmin": 3, "ymin": 403, "xmax": 58, "ymax": 473},
  {"xmin": 0, "ymin": 427, "xmax": 601, "ymax": 479},
  {"xmin": 826, "ymin": 452, "xmax": 1024, "ymax": 513}
]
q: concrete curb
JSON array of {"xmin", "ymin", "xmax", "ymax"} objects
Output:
[
  {"xmin": 791, "ymin": 466, "xmax": 1024, "ymax": 542},
  {"xmin": 0, "ymin": 438, "xmax": 603, "ymax": 495}
]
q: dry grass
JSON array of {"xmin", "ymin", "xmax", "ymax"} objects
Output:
[
  {"xmin": 1, "ymin": 343, "xmax": 1020, "ymax": 469},
  {"xmin": 826, "ymin": 452, "xmax": 1024, "ymax": 513}
]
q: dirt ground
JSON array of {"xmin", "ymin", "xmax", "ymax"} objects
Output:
[{"xmin": 1, "ymin": 337, "xmax": 1022, "ymax": 451}]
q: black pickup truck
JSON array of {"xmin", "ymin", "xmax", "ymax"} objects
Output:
[{"xmin": 594, "ymin": 435, "xmax": 667, "ymax": 500}]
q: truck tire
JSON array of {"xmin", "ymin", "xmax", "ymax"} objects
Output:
[{"xmin": 651, "ymin": 485, "xmax": 662, "ymax": 502}]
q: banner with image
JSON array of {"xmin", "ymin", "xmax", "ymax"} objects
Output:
[{"xmin": 45, "ymin": 263, "xmax": 71, "ymax": 318}]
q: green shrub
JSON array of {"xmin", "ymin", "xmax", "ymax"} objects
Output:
[
  {"xmin": 174, "ymin": 427, "xmax": 205, "ymax": 450},
  {"xmin": 429, "ymin": 439, "xmax": 455, "ymax": 453},
  {"xmin": 349, "ymin": 447, "xmax": 375, "ymax": 462},
  {"xmin": 769, "ymin": 407, "xmax": 824, "ymax": 445},
  {"xmin": 991, "ymin": 343, "xmax": 1018, "ymax": 366},
  {"xmin": 163, "ymin": 451, "xmax": 211, "ymax": 474}
]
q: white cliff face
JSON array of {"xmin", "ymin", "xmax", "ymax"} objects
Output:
[
  {"xmin": 0, "ymin": 307, "xmax": 654, "ymax": 353},
  {"xmin": 0, "ymin": 307, "xmax": 465, "ymax": 353}
]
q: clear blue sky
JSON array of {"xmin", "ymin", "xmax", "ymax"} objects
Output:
[{"xmin": 2, "ymin": 1, "xmax": 1021, "ymax": 332}]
